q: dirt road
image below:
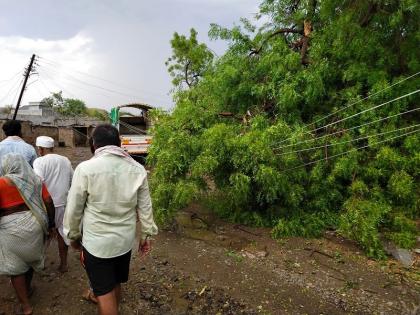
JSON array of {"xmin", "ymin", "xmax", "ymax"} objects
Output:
[{"xmin": 1, "ymin": 147, "xmax": 419, "ymax": 315}]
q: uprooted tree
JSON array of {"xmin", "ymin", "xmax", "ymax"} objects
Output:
[{"xmin": 149, "ymin": 0, "xmax": 420, "ymax": 258}]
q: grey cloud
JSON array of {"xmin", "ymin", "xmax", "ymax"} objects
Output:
[{"xmin": 0, "ymin": 0, "xmax": 259, "ymax": 110}]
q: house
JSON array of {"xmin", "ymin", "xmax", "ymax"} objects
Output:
[{"xmin": 18, "ymin": 101, "xmax": 55, "ymax": 117}]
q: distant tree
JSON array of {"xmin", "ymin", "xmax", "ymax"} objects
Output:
[
  {"xmin": 85, "ymin": 108, "xmax": 109, "ymax": 121},
  {"xmin": 61, "ymin": 98, "xmax": 87, "ymax": 117},
  {"xmin": 42, "ymin": 92, "xmax": 87, "ymax": 117},
  {"xmin": 0, "ymin": 105, "xmax": 14, "ymax": 118},
  {"xmin": 166, "ymin": 28, "xmax": 214, "ymax": 89},
  {"xmin": 42, "ymin": 91, "xmax": 64, "ymax": 108}
]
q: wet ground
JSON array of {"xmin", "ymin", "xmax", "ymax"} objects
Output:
[{"xmin": 1, "ymin": 147, "xmax": 419, "ymax": 315}]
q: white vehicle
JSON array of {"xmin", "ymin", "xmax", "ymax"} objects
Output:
[{"xmin": 110, "ymin": 103, "xmax": 153, "ymax": 162}]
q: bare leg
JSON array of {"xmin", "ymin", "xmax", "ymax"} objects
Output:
[
  {"xmin": 115, "ymin": 284, "xmax": 122, "ymax": 307},
  {"xmin": 24, "ymin": 268, "xmax": 34, "ymax": 292},
  {"xmin": 96, "ymin": 288, "xmax": 118, "ymax": 315},
  {"xmin": 57, "ymin": 233, "xmax": 68, "ymax": 273},
  {"xmin": 10, "ymin": 274, "xmax": 33, "ymax": 314}
]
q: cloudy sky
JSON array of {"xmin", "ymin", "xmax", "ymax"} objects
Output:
[{"xmin": 0, "ymin": 0, "xmax": 259, "ymax": 111}]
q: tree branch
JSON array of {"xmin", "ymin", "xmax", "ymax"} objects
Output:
[
  {"xmin": 360, "ymin": 3, "xmax": 378, "ymax": 27},
  {"xmin": 250, "ymin": 28, "xmax": 303, "ymax": 56},
  {"xmin": 184, "ymin": 60, "xmax": 191, "ymax": 87}
]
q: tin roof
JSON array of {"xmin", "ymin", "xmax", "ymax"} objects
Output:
[{"xmin": 117, "ymin": 103, "xmax": 154, "ymax": 111}]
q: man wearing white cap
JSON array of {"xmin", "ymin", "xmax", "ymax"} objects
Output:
[{"xmin": 33, "ymin": 136, "xmax": 73, "ymax": 273}]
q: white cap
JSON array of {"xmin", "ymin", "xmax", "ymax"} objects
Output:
[{"xmin": 36, "ymin": 136, "xmax": 55, "ymax": 148}]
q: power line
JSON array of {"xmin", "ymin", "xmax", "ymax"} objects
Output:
[
  {"xmin": 274, "ymin": 72, "xmax": 420, "ymax": 146},
  {"xmin": 11, "ymin": 78, "xmax": 24, "ymax": 108},
  {"xmin": 310, "ymin": 71, "xmax": 420, "ymax": 127},
  {"xmin": 0, "ymin": 75, "xmax": 23, "ymax": 105},
  {"xmin": 272, "ymin": 107, "xmax": 420, "ymax": 151},
  {"xmin": 0, "ymin": 70, "xmax": 24, "ymax": 88},
  {"xmin": 282, "ymin": 128, "xmax": 419, "ymax": 173},
  {"xmin": 38, "ymin": 58, "xmax": 171, "ymax": 105},
  {"xmin": 38, "ymin": 57, "xmax": 171, "ymax": 99},
  {"xmin": 38, "ymin": 69, "xmax": 79, "ymax": 99},
  {"xmin": 313, "ymin": 89, "xmax": 419, "ymax": 131},
  {"xmin": 272, "ymin": 89, "xmax": 420, "ymax": 148},
  {"xmin": 275, "ymin": 123, "xmax": 420, "ymax": 156},
  {"xmin": 40, "ymin": 65, "xmax": 160, "ymax": 106}
]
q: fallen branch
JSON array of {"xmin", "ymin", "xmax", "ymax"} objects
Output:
[
  {"xmin": 304, "ymin": 247, "xmax": 335, "ymax": 259},
  {"xmin": 233, "ymin": 224, "xmax": 262, "ymax": 237}
]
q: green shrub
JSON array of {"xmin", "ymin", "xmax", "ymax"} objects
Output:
[
  {"xmin": 387, "ymin": 214, "xmax": 417, "ymax": 249},
  {"xmin": 272, "ymin": 212, "xmax": 338, "ymax": 239},
  {"xmin": 339, "ymin": 198, "xmax": 391, "ymax": 258},
  {"xmin": 387, "ymin": 170, "xmax": 414, "ymax": 204}
]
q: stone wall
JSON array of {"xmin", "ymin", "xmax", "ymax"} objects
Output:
[
  {"xmin": 0, "ymin": 120, "xmax": 58, "ymax": 145},
  {"xmin": 0, "ymin": 120, "xmax": 90, "ymax": 147}
]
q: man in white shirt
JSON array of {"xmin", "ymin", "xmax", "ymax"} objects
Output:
[
  {"xmin": 64, "ymin": 124, "xmax": 158, "ymax": 315},
  {"xmin": 33, "ymin": 136, "xmax": 73, "ymax": 273}
]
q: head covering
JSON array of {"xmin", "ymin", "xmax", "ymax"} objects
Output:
[
  {"xmin": 0, "ymin": 153, "xmax": 49, "ymax": 234},
  {"xmin": 36, "ymin": 136, "xmax": 55, "ymax": 148}
]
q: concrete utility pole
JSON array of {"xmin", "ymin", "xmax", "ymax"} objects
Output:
[{"xmin": 13, "ymin": 54, "xmax": 36, "ymax": 120}]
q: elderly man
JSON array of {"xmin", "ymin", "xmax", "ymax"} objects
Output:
[
  {"xmin": 0, "ymin": 120, "xmax": 37, "ymax": 166},
  {"xmin": 33, "ymin": 136, "xmax": 73, "ymax": 273},
  {"xmin": 64, "ymin": 124, "xmax": 158, "ymax": 315}
]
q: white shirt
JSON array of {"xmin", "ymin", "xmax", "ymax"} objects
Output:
[
  {"xmin": 63, "ymin": 153, "xmax": 158, "ymax": 259},
  {"xmin": 33, "ymin": 153, "xmax": 74, "ymax": 207}
]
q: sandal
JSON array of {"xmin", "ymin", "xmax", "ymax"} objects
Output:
[{"xmin": 82, "ymin": 289, "xmax": 98, "ymax": 304}]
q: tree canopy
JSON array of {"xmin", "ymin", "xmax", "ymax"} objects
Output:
[
  {"xmin": 42, "ymin": 91, "xmax": 87, "ymax": 117},
  {"xmin": 150, "ymin": 0, "xmax": 420, "ymax": 258},
  {"xmin": 165, "ymin": 28, "xmax": 214, "ymax": 89},
  {"xmin": 42, "ymin": 92, "xmax": 109, "ymax": 120}
]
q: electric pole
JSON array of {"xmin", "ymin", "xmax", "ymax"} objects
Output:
[{"xmin": 13, "ymin": 54, "xmax": 37, "ymax": 120}]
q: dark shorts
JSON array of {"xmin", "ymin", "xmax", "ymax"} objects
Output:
[{"xmin": 82, "ymin": 248, "xmax": 132, "ymax": 296}]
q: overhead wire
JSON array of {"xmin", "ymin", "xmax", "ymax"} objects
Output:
[
  {"xmin": 282, "ymin": 128, "xmax": 420, "ymax": 173},
  {"xmin": 38, "ymin": 56, "xmax": 171, "ymax": 101},
  {"xmin": 35, "ymin": 71, "xmax": 150, "ymax": 138},
  {"xmin": 38, "ymin": 59, "xmax": 170, "ymax": 106},
  {"xmin": 273, "ymin": 71, "xmax": 420, "ymax": 146},
  {"xmin": 308, "ymin": 89, "xmax": 419, "ymax": 132},
  {"xmin": 275, "ymin": 123, "xmax": 420, "ymax": 156},
  {"xmin": 38, "ymin": 69, "xmax": 79, "ymax": 99},
  {"xmin": 10, "ymin": 77, "xmax": 24, "ymax": 108},
  {"xmin": 39, "ymin": 66, "xmax": 126, "ymax": 100},
  {"xmin": 272, "ymin": 89, "xmax": 420, "ymax": 149},
  {"xmin": 39, "ymin": 65, "xmax": 152, "ymax": 106},
  {"xmin": 310, "ymin": 71, "xmax": 420, "ymax": 127},
  {"xmin": 0, "ymin": 70, "xmax": 24, "ymax": 88},
  {"xmin": 0, "ymin": 74, "xmax": 24, "ymax": 105},
  {"xmin": 38, "ymin": 69, "xmax": 153, "ymax": 137},
  {"xmin": 272, "ymin": 107, "xmax": 420, "ymax": 151}
]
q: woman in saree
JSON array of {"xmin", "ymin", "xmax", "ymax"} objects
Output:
[{"xmin": 0, "ymin": 153, "xmax": 55, "ymax": 315}]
